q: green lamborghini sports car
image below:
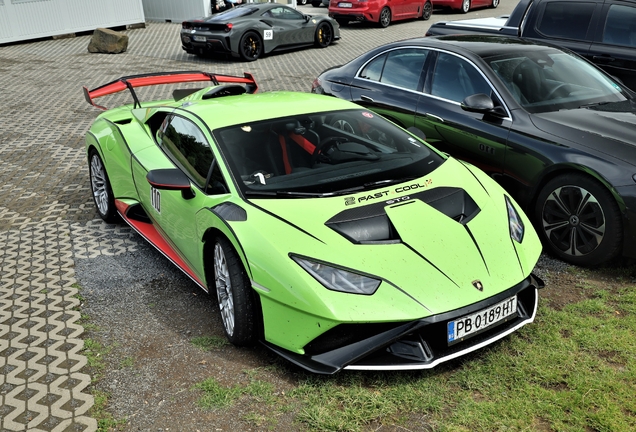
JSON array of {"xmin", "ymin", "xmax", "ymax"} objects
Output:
[{"xmin": 83, "ymin": 71, "xmax": 544, "ymax": 374}]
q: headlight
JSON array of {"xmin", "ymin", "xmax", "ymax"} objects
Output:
[
  {"xmin": 291, "ymin": 256, "xmax": 381, "ymax": 295},
  {"xmin": 505, "ymin": 196, "xmax": 524, "ymax": 243}
]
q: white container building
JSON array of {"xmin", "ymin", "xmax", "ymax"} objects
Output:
[{"xmin": 0, "ymin": 0, "xmax": 145, "ymax": 45}]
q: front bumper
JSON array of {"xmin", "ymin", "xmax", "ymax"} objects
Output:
[{"xmin": 263, "ymin": 273, "xmax": 544, "ymax": 374}]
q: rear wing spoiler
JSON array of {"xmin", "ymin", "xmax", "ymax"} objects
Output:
[{"xmin": 83, "ymin": 71, "xmax": 258, "ymax": 110}]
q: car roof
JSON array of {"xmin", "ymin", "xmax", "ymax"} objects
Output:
[
  {"xmin": 184, "ymin": 91, "xmax": 358, "ymax": 129},
  {"xmin": 388, "ymin": 35, "xmax": 562, "ymax": 60}
]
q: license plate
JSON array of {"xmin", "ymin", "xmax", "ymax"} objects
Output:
[
  {"xmin": 193, "ymin": 35, "xmax": 206, "ymax": 42},
  {"xmin": 447, "ymin": 296, "xmax": 517, "ymax": 344},
  {"xmin": 338, "ymin": 2, "xmax": 352, "ymax": 7}
]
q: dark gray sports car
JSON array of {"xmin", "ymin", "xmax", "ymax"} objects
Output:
[{"xmin": 181, "ymin": 3, "xmax": 340, "ymax": 61}]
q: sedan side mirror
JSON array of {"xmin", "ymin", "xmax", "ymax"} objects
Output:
[
  {"xmin": 461, "ymin": 93, "xmax": 495, "ymax": 113},
  {"xmin": 146, "ymin": 168, "xmax": 195, "ymax": 200}
]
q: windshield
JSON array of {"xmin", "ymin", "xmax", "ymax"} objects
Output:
[
  {"xmin": 485, "ymin": 49, "xmax": 629, "ymax": 113},
  {"xmin": 213, "ymin": 109, "xmax": 445, "ymax": 197}
]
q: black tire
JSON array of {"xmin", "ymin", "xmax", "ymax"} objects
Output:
[
  {"xmin": 491, "ymin": 0, "xmax": 499, "ymax": 7},
  {"xmin": 336, "ymin": 18, "xmax": 349, "ymax": 26},
  {"xmin": 421, "ymin": 1, "xmax": 432, "ymax": 20},
  {"xmin": 88, "ymin": 148, "xmax": 119, "ymax": 223},
  {"xmin": 314, "ymin": 22, "xmax": 333, "ymax": 48},
  {"xmin": 239, "ymin": 31, "xmax": 262, "ymax": 62},
  {"xmin": 213, "ymin": 236, "xmax": 257, "ymax": 346},
  {"xmin": 378, "ymin": 7, "xmax": 391, "ymax": 27},
  {"xmin": 534, "ymin": 173, "xmax": 622, "ymax": 266},
  {"xmin": 460, "ymin": 0, "xmax": 470, "ymax": 13},
  {"xmin": 298, "ymin": 0, "xmax": 307, "ymax": 5},
  {"xmin": 311, "ymin": 0, "xmax": 321, "ymax": 5}
]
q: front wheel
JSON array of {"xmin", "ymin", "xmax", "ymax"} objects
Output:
[
  {"xmin": 239, "ymin": 31, "xmax": 262, "ymax": 62},
  {"xmin": 535, "ymin": 173, "xmax": 622, "ymax": 266},
  {"xmin": 298, "ymin": 0, "xmax": 308, "ymax": 4},
  {"xmin": 213, "ymin": 237, "xmax": 257, "ymax": 346},
  {"xmin": 314, "ymin": 22, "xmax": 333, "ymax": 48},
  {"xmin": 421, "ymin": 1, "xmax": 432, "ymax": 20},
  {"xmin": 88, "ymin": 149, "xmax": 118, "ymax": 223},
  {"xmin": 491, "ymin": 0, "xmax": 499, "ymax": 7},
  {"xmin": 378, "ymin": 7, "xmax": 391, "ymax": 28},
  {"xmin": 460, "ymin": 0, "xmax": 470, "ymax": 13}
]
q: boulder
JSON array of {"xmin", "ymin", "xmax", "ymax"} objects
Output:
[{"xmin": 87, "ymin": 28, "xmax": 129, "ymax": 54}]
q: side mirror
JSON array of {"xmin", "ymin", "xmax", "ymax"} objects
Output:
[
  {"xmin": 304, "ymin": 15, "xmax": 311, "ymax": 23},
  {"xmin": 460, "ymin": 93, "xmax": 495, "ymax": 113},
  {"xmin": 147, "ymin": 169, "xmax": 195, "ymax": 200}
]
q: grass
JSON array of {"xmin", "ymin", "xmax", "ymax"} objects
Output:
[
  {"xmin": 191, "ymin": 335, "xmax": 229, "ymax": 351},
  {"xmin": 193, "ymin": 280, "xmax": 636, "ymax": 431}
]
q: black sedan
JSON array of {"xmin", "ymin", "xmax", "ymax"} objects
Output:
[
  {"xmin": 181, "ymin": 3, "xmax": 340, "ymax": 61},
  {"xmin": 312, "ymin": 35, "xmax": 636, "ymax": 266}
]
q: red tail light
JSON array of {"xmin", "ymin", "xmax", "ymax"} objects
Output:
[{"xmin": 225, "ymin": 23, "xmax": 233, "ymax": 33}]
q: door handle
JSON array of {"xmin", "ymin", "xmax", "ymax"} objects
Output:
[
  {"xmin": 360, "ymin": 94, "xmax": 375, "ymax": 102},
  {"xmin": 593, "ymin": 56, "xmax": 616, "ymax": 63},
  {"xmin": 425, "ymin": 113, "xmax": 444, "ymax": 122}
]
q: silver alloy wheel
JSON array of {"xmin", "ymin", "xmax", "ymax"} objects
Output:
[
  {"xmin": 214, "ymin": 242, "xmax": 235, "ymax": 336},
  {"xmin": 492, "ymin": 0, "xmax": 499, "ymax": 7},
  {"xmin": 332, "ymin": 119, "xmax": 355, "ymax": 133},
  {"xmin": 379, "ymin": 7, "xmax": 391, "ymax": 27},
  {"xmin": 462, "ymin": 0, "xmax": 470, "ymax": 12},
  {"xmin": 541, "ymin": 185, "xmax": 606, "ymax": 257},
  {"xmin": 90, "ymin": 154, "xmax": 110, "ymax": 216}
]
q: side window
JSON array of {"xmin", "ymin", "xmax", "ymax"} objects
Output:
[
  {"xmin": 430, "ymin": 53, "xmax": 493, "ymax": 103},
  {"xmin": 380, "ymin": 49, "xmax": 428, "ymax": 91},
  {"xmin": 359, "ymin": 54, "xmax": 387, "ymax": 81},
  {"xmin": 270, "ymin": 6, "xmax": 303, "ymax": 20},
  {"xmin": 358, "ymin": 49, "xmax": 428, "ymax": 91},
  {"xmin": 159, "ymin": 115, "xmax": 227, "ymax": 193},
  {"xmin": 536, "ymin": 2, "xmax": 595, "ymax": 40},
  {"xmin": 602, "ymin": 4, "xmax": 636, "ymax": 47}
]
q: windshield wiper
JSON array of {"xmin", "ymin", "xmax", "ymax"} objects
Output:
[
  {"xmin": 578, "ymin": 101, "xmax": 611, "ymax": 109},
  {"xmin": 363, "ymin": 177, "xmax": 418, "ymax": 188},
  {"xmin": 245, "ymin": 190, "xmax": 332, "ymax": 198}
]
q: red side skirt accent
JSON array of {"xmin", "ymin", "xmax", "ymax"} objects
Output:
[{"xmin": 115, "ymin": 200, "xmax": 206, "ymax": 291}]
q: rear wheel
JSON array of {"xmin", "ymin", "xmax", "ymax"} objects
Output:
[
  {"xmin": 491, "ymin": 0, "xmax": 499, "ymax": 7},
  {"xmin": 311, "ymin": 0, "xmax": 321, "ymax": 5},
  {"xmin": 535, "ymin": 173, "xmax": 622, "ymax": 266},
  {"xmin": 378, "ymin": 7, "xmax": 391, "ymax": 27},
  {"xmin": 336, "ymin": 18, "xmax": 349, "ymax": 26},
  {"xmin": 239, "ymin": 31, "xmax": 262, "ymax": 61},
  {"xmin": 88, "ymin": 149, "xmax": 118, "ymax": 223},
  {"xmin": 314, "ymin": 22, "xmax": 333, "ymax": 48},
  {"xmin": 298, "ymin": 0, "xmax": 307, "ymax": 4},
  {"xmin": 213, "ymin": 237, "xmax": 257, "ymax": 346},
  {"xmin": 421, "ymin": 0, "xmax": 432, "ymax": 20},
  {"xmin": 460, "ymin": 0, "xmax": 470, "ymax": 13}
]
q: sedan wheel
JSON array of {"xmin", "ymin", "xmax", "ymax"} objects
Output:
[
  {"xmin": 536, "ymin": 174, "xmax": 622, "ymax": 266},
  {"xmin": 213, "ymin": 237, "xmax": 256, "ymax": 345},
  {"xmin": 298, "ymin": 0, "xmax": 307, "ymax": 4},
  {"xmin": 239, "ymin": 31, "xmax": 262, "ymax": 62},
  {"xmin": 421, "ymin": 1, "xmax": 432, "ymax": 20},
  {"xmin": 89, "ymin": 149, "xmax": 118, "ymax": 223},
  {"xmin": 461, "ymin": 0, "xmax": 470, "ymax": 13},
  {"xmin": 492, "ymin": 0, "xmax": 499, "ymax": 7},
  {"xmin": 379, "ymin": 7, "xmax": 391, "ymax": 28},
  {"xmin": 314, "ymin": 22, "xmax": 333, "ymax": 48}
]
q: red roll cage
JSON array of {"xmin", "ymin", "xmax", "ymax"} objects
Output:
[{"xmin": 83, "ymin": 71, "xmax": 258, "ymax": 110}]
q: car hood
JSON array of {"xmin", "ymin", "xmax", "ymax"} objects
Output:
[
  {"xmin": 245, "ymin": 158, "xmax": 541, "ymax": 316},
  {"xmin": 532, "ymin": 102, "xmax": 636, "ymax": 167}
]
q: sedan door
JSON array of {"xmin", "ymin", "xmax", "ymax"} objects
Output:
[
  {"xmin": 349, "ymin": 47, "xmax": 430, "ymax": 129},
  {"xmin": 415, "ymin": 51, "xmax": 511, "ymax": 177}
]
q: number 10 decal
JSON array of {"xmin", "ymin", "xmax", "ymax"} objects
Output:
[{"xmin": 150, "ymin": 186, "xmax": 161, "ymax": 213}]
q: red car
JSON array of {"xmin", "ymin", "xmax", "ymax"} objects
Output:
[
  {"xmin": 328, "ymin": 0, "xmax": 432, "ymax": 28},
  {"xmin": 434, "ymin": 0, "xmax": 499, "ymax": 14}
]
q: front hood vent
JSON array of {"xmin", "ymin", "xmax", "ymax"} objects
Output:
[{"xmin": 326, "ymin": 187, "xmax": 479, "ymax": 243}]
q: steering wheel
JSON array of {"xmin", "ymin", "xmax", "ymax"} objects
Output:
[
  {"xmin": 545, "ymin": 83, "xmax": 574, "ymax": 100},
  {"xmin": 311, "ymin": 136, "xmax": 348, "ymax": 167}
]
